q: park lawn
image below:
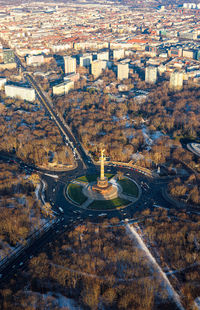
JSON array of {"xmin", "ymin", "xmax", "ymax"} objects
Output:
[
  {"xmin": 88, "ymin": 197, "xmax": 130, "ymax": 210},
  {"xmin": 67, "ymin": 183, "xmax": 87, "ymax": 204},
  {"xmin": 118, "ymin": 178, "xmax": 139, "ymax": 197},
  {"xmin": 77, "ymin": 173, "xmax": 114, "ymax": 183}
]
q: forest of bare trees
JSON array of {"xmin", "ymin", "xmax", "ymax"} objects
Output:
[
  {"xmin": 53, "ymin": 78, "xmax": 200, "ymax": 168},
  {"xmin": 0, "ymin": 95, "xmax": 74, "ymax": 168},
  {"xmin": 141, "ymin": 208, "xmax": 200, "ymax": 309},
  {"xmin": 0, "ymin": 163, "xmax": 46, "ymax": 257},
  {"xmin": 0, "ymin": 220, "xmax": 180, "ymax": 310}
]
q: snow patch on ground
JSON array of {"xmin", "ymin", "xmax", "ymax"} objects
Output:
[
  {"xmin": 142, "ymin": 126, "xmax": 164, "ymax": 149},
  {"xmin": 126, "ymin": 223, "xmax": 185, "ymax": 310},
  {"xmin": 131, "ymin": 152, "xmax": 144, "ymax": 161},
  {"xmin": 44, "ymin": 173, "xmax": 59, "ymax": 179},
  {"xmin": 35, "ymin": 183, "xmax": 40, "ymax": 200},
  {"xmin": 25, "ymin": 291, "xmax": 83, "ymax": 309},
  {"xmin": 194, "ymin": 297, "xmax": 200, "ymax": 309}
]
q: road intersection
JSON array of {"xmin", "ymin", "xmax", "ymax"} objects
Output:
[{"xmin": 0, "ymin": 66, "xmax": 194, "ymax": 286}]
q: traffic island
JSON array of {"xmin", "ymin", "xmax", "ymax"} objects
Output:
[
  {"xmin": 88, "ymin": 197, "xmax": 130, "ymax": 210},
  {"xmin": 117, "ymin": 178, "xmax": 139, "ymax": 197},
  {"xmin": 66, "ymin": 175, "xmax": 140, "ymax": 210},
  {"xmin": 67, "ymin": 183, "xmax": 87, "ymax": 205},
  {"xmin": 66, "ymin": 149, "xmax": 141, "ymax": 210}
]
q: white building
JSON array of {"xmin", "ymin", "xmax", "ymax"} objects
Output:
[
  {"xmin": 97, "ymin": 51, "xmax": 109, "ymax": 61},
  {"xmin": 158, "ymin": 64, "xmax": 166, "ymax": 75},
  {"xmin": 170, "ymin": 71, "xmax": 183, "ymax": 91},
  {"xmin": 183, "ymin": 2, "xmax": 196, "ymax": 9},
  {"xmin": 117, "ymin": 63, "xmax": 129, "ymax": 80},
  {"xmin": 145, "ymin": 66, "xmax": 157, "ymax": 84},
  {"xmin": 91, "ymin": 60, "xmax": 105, "ymax": 79},
  {"xmin": 112, "ymin": 49, "xmax": 125, "ymax": 60},
  {"xmin": 53, "ymin": 80, "xmax": 74, "ymax": 96},
  {"xmin": 64, "ymin": 56, "xmax": 76, "ymax": 74},
  {"xmin": 79, "ymin": 54, "xmax": 92, "ymax": 67},
  {"xmin": 26, "ymin": 54, "xmax": 44, "ymax": 66},
  {"xmin": 5, "ymin": 84, "xmax": 36, "ymax": 102}
]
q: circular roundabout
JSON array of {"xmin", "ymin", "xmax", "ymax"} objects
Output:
[
  {"xmin": 66, "ymin": 173, "xmax": 140, "ymax": 211},
  {"xmin": 64, "ymin": 150, "xmax": 141, "ymax": 211}
]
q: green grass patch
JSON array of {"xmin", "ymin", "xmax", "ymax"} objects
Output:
[
  {"xmin": 67, "ymin": 183, "xmax": 87, "ymax": 205},
  {"xmin": 118, "ymin": 178, "xmax": 139, "ymax": 197},
  {"xmin": 77, "ymin": 173, "xmax": 114, "ymax": 183},
  {"xmin": 88, "ymin": 197, "xmax": 130, "ymax": 210}
]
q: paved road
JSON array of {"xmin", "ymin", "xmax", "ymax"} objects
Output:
[
  {"xmin": 24, "ymin": 72, "xmax": 95, "ymax": 171},
  {"xmin": 0, "ymin": 50, "xmax": 195, "ymax": 284}
]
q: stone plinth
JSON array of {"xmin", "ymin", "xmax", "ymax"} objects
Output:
[
  {"xmin": 97, "ymin": 177, "xmax": 108, "ymax": 188},
  {"xmin": 92, "ymin": 176, "xmax": 112, "ymax": 193},
  {"xmin": 83, "ymin": 183, "xmax": 119, "ymax": 201}
]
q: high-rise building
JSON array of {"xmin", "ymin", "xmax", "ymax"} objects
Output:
[
  {"xmin": 114, "ymin": 49, "xmax": 125, "ymax": 60},
  {"xmin": 117, "ymin": 63, "xmax": 129, "ymax": 80},
  {"xmin": 79, "ymin": 54, "xmax": 92, "ymax": 67},
  {"xmin": 91, "ymin": 60, "xmax": 105, "ymax": 79},
  {"xmin": 110, "ymin": 49, "xmax": 125, "ymax": 60},
  {"xmin": 170, "ymin": 70, "xmax": 183, "ymax": 91},
  {"xmin": 97, "ymin": 51, "xmax": 109, "ymax": 61},
  {"xmin": 3, "ymin": 48, "xmax": 15, "ymax": 64},
  {"xmin": 64, "ymin": 56, "xmax": 76, "ymax": 74},
  {"xmin": 145, "ymin": 66, "xmax": 157, "ymax": 84}
]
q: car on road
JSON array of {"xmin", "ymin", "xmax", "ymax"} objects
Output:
[{"xmin": 98, "ymin": 213, "xmax": 107, "ymax": 217}]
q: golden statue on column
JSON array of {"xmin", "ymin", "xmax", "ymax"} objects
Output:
[
  {"xmin": 92, "ymin": 148, "xmax": 112, "ymax": 193},
  {"xmin": 100, "ymin": 149, "xmax": 105, "ymax": 181}
]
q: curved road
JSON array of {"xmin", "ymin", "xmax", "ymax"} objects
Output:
[{"xmin": 0, "ymin": 51, "xmax": 196, "ymax": 286}]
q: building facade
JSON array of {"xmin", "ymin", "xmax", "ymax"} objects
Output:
[
  {"xmin": 5, "ymin": 84, "xmax": 36, "ymax": 102},
  {"xmin": 117, "ymin": 63, "xmax": 129, "ymax": 80},
  {"xmin": 91, "ymin": 60, "xmax": 105, "ymax": 79},
  {"xmin": 53, "ymin": 80, "xmax": 74, "ymax": 96},
  {"xmin": 64, "ymin": 72, "xmax": 80, "ymax": 83},
  {"xmin": 170, "ymin": 70, "xmax": 183, "ymax": 90},
  {"xmin": 145, "ymin": 66, "xmax": 157, "ymax": 84},
  {"xmin": 79, "ymin": 54, "xmax": 92, "ymax": 67},
  {"xmin": 97, "ymin": 51, "xmax": 109, "ymax": 61},
  {"xmin": 26, "ymin": 54, "xmax": 45, "ymax": 66},
  {"xmin": 64, "ymin": 56, "xmax": 76, "ymax": 74},
  {"xmin": 112, "ymin": 48, "xmax": 125, "ymax": 60}
]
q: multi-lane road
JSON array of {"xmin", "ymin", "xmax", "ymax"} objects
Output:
[
  {"xmin": 25, "ymin": 72, "xmax": 95, "ymax": 171},
  {"xmin": 0, "ymin": 54, "xmax": 195, "ymax": 285}
]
